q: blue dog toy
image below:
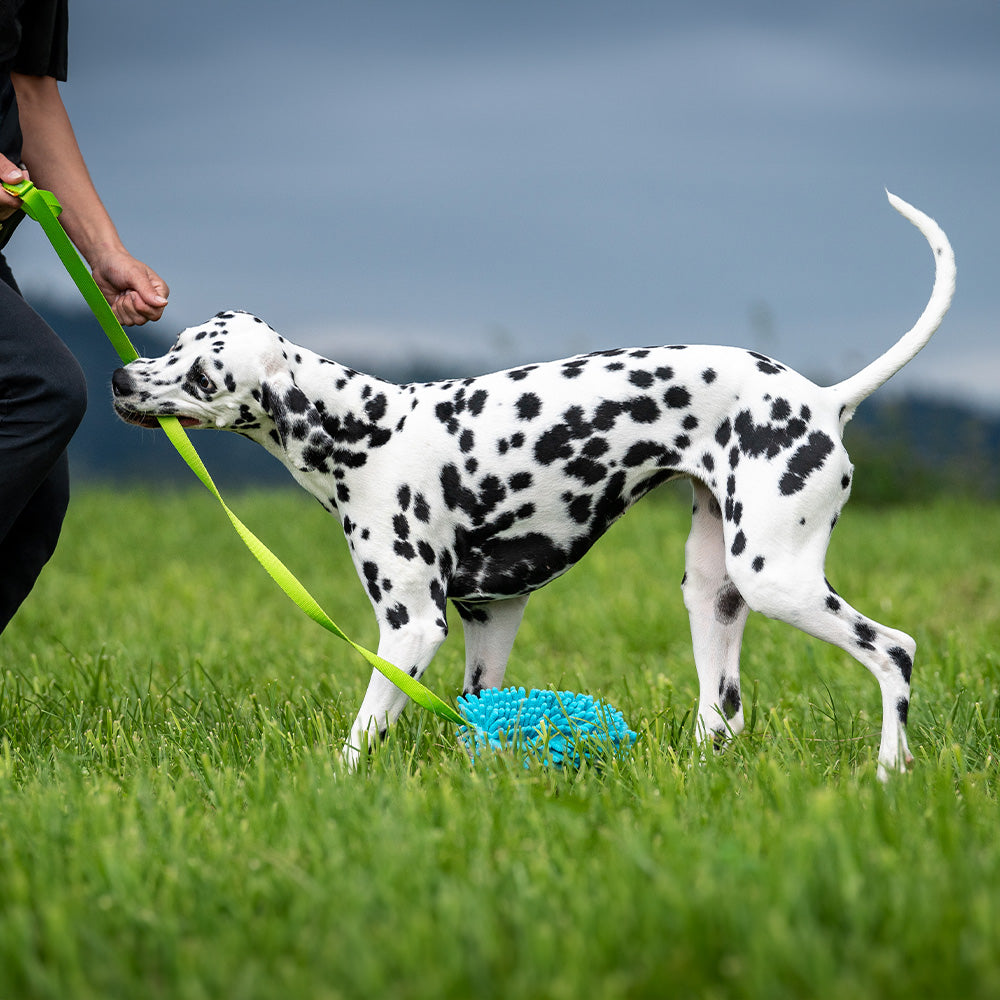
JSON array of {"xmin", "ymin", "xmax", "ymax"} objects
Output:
[{"xmin": 457, "ymin": 687, "xmax": 637, "ymax": 768}]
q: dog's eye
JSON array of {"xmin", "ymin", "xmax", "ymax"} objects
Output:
[{"xmin": 197, "ymin": 372, "xmax": 216, "ymax": 392}]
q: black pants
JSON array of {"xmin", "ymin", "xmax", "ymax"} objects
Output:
[{"xmin": 0, "ymin": 253, "xmax": 87, "ymax": 633}]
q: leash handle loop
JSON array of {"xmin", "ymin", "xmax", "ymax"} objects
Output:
[
  {"xmin": 4, "ymin": 180, "xmax": 140, "ymax": 364},
  {"xmin": 3, "ymin": 179, "xmax": 465, "ymax": 729}
]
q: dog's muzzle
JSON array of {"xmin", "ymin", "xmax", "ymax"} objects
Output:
[{"xmin": 111, "ymin": 367, "xmax": 203, "ymax": 429}]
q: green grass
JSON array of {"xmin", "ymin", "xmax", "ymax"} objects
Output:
[{"xmin": 2, "ymin": 484, "xmax": 999, "ymax": 999}]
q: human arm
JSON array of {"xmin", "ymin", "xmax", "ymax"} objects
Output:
[{"xmin": 10, "ymin": 72, "xmax": 168, "ymax": 325}]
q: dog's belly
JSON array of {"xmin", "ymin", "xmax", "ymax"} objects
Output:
[{"xmin": 446, "ymin": 466, "xmax": 684, "ymax": 600}]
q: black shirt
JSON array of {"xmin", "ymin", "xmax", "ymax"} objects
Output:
[{"xmin": 0, "ymin": 0, "xmax": 69, "ymax": 161}]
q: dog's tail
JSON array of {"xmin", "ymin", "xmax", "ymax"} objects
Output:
[{"xmin": 831, "ymin": 191, "xmax": 956, "ymax": 427}]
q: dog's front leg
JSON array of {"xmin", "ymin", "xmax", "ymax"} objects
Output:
[{"xmin": 343, "ymin": 618, "xmax": 448, "ymax": 768}]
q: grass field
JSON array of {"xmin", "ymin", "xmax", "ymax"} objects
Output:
[{"xmin": 1, "ymin": 483, "xmax": 999, "ymax": 999}]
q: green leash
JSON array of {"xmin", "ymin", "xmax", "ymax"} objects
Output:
[{"xmin": 4, "ymin": 179, "xmax": 465, "ymax": 728}]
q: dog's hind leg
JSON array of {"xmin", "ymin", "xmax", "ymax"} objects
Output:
[
  {"xmin": 728, "ymin": 544, "xmax": 914, "ymax": 780},
  {"xmin": 682, "ymin": 479, "xmax": 752, "ymax": 748},
  {"xmin": 455, "ymin": 594, "xmax": 530, "ymax": 696}
]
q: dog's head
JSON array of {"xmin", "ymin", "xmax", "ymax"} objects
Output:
[{"xmin": 112, "ymin": 310, "xmax": 291, "ymax": 434}]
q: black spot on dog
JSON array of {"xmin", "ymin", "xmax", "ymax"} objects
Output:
[
  {"xmin": 626, "ymin": 396, "xmax": 660, "ymax": 424},
  {"xmin": 592, "ymin": 400, "xmax": 624, "ymax": 432},
  {"xmin": 386, "ymin": 603, "xmax": 410, "ymax": 630},
  {"xmin": 623, "ymin": 441, "xmax": 672, "ymax": 467},
  {"xmin": 854, "ymin": 620, "xmax": 877, "ymax": 651},
  {"xmin": 715, "ymin": 584, "xmax": 744, "ymax": 624},
  {"xmin": 363, "ymin": 562, "xmax": 382, "ymax": 603},
  {"xmin": 720, "ymin": 681, "xmax": 741, "ymax": 721},
  {"xmin": 750, "ymin": 352, "xmax": 784, "ymax": 375},
  {"xmin": 440, "ymin": 464, "xmax": 476, "ymax": 514},
  {"xmin": 413, "ymin": 493, "xmax": 431, "ymax": 522},
  {"xmin": 516, "ymin": 393, "xmax": 542, "ymax": 420},
  {"xmin": 888, "ymin": 646, "xmax": 913, "ymax": 684},
  {"xmin": 779, "ymin": 432, "xmax": 836, "ymax": 495},
  {"xmin": 733, "ymin": 409, "xmax": 807, "ymax": 461},
  {"xmin": 724, "ymin": 497, "xmax": 743, "ymax": 525},
  {"xmin": 364, "ymin": 393, "xmax": 388, "ymax": 422},
  {"xmin": 535, "ymin": 424, "xmax": 575, "ymax": 465},
  {"xmin": 478, "ymin": 475, "xmax": 507, "ymax": 514},
  {"xmin": 664, "ymin": 385, "xmax": 691, "ymax": 409},
  {"xmin": 468, "ymin": 389, "xmax": 488, "ymax": 415},
  {"xmin": 393, "ymin": 540, "xmax": 417, "ymax": 560},
  {"xmin": 565, "ymin": 457, "xmax": 608, "ymax": 485},
  {"xmin": 566, "ymin": 493, "xmax": 592, "ymax": 523},
  {"xmin": 730, "ymin": 531, "xmax": 746, "ymax": 557},
  {"xmin": 464, "ymin": 661, "xmax": 487, "ymax": 696}
]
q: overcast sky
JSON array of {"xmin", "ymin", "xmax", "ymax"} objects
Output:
[{"xmin": 13, "ymin": 0, "xmax": 1000, "ymax": 408}]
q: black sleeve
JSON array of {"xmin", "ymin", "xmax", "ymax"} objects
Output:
[{"xmin": 12, "ymin": 0, "xmax": 69, "ymax": 80}]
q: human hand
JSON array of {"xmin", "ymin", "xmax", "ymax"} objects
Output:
[
  {"xmin": 0, "ymin": 155, "xmax": 28, "ymax": 221},
  {"xmin": 91, "ymin": 249, "xmax": 170, "ymax": 326}
]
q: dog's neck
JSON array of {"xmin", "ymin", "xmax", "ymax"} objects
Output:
[{"xmin": 245, "ymin": 347, "xmax": 409, "ymax": 513}]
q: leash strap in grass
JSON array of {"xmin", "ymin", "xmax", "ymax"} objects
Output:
[{"xmin": 4, "ymin": 178, "xmax": 466, "ymax": 728}]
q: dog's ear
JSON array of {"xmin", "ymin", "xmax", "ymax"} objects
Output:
[
  {"xmin": 260, "ymin": 374, "xmax": 287, "ymax": 421},
  {"xmin": 260, "ymin": 372, "xmax": 296, "ymax": 451},
  {"xmin": 259, "ymin": 371, "xmax": 325, "ymax": 464}
]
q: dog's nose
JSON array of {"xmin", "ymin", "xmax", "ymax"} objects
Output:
[{"xmin": 111, "ymin": 368, "xmax": 133, "ymax": 397}]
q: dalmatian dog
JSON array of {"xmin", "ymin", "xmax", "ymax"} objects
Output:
[{"xmin": 112, "ymin": 193, "xmax": 954, "ymax": 778}]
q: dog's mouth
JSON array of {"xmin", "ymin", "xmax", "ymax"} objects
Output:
[{"xmin": 113, "ymin": 403, "xmax": 202, "ymax": 430}]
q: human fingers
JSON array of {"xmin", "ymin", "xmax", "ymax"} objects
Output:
[
  {"xmin": 112, "ymin": 290, "xmax": 154, "ymax": 327},
  {"xmin": 0, "ymin": 157, "xmax": 27, "ymax": 220}
]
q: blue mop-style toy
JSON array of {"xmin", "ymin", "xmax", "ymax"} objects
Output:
[{"xmin": 457, "ymin": 686, "xmax": 637, "ymax": 768}]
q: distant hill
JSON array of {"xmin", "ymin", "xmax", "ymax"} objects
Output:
[
  {"xmin": 846, "ymin": 395, "xmax": 1000, "ymax": 502},
  {"xmin": 32, "ymin": 299, "xmax": 1000, "ymax": 502}
]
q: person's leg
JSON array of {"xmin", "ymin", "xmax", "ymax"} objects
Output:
[
  {"xmin": 0, "ymin": 263, "xmax": 87, "ymax": 633},
  {"xmin": 0, "ymin": 452, "xmax": 71, "ymax": 631}
]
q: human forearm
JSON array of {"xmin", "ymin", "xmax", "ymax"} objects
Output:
[
  {"xmin": 11, "ymin": 72, "xmax": 125, "ymax": 265},
  {"xmin": 10, "ymin": 72, "xmax": 168, "ymax": 325}
]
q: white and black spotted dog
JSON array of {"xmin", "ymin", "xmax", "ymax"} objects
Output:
[{"xmin": 112, "ymin": 193, "xmax": 954, "ymax": 778}]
